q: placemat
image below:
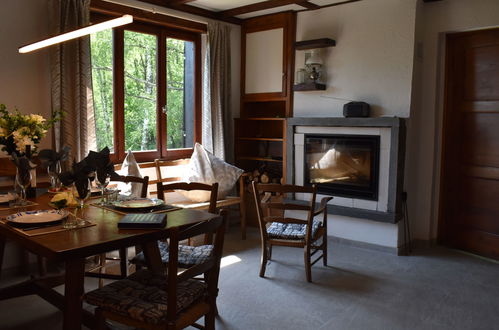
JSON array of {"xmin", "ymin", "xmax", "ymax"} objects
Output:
[
  {"xmin": 0, "ymin": 201, "xmax": 39, "ymax": 211},
  {"xmin": 90, "ymin": 202, "xmax": 181, "ymax": 215},
  {"xmin": 0, "ymin": 219, "xmax": 96, "ymax": 237}
]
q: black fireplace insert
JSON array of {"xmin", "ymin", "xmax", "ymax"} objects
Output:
[{"xmin": 304, "ymin": 134, "xmax": 380, "ymax": 200}]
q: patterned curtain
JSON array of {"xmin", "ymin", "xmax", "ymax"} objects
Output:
[
  {"xmin": 202, "ymin": 22, "xmax": 232, "ymax": 161},
  {"xmin": 49, "ymin": 0, "xmax": 96, "ymax": 162}
]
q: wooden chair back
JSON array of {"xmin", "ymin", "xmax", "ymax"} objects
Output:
[
  {"xmin": 113, "ymin": 175, "xmax": 149, "ymax": 198},
  {"xmin": 157, "ymin": 181, "xmax": 218, "ymax": 214},
  {"xmin": 94, "ymin": 211, "xmax": 227, "ymax": 329},
  {"xmin": 154, "ymin": 158, "xmax": 190, "ymax": 184}
]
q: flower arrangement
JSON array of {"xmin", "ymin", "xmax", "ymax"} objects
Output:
[
  {"xmin": 0, "ymin": 103, "xmax": 62, "ymax": 156},
  {"xmin": 50, "ymin": 191, "xmax": 79, "ymax": 209}
]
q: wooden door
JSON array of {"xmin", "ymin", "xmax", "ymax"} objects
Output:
[{"xmin": 440, "ymin": 27, "xmax": 499, "ymax": 259}]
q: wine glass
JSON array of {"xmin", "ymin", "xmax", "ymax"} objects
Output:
[
  {"xmin": 72, "ymin": 178, "xmax": 91, "ymax": 226},
  {"xmin": 15, "ymin": 169, "xmax": 32, "ymax": 206},
  {"xmin": 96, "ymin": 172, "xmax": 111, "ymax": 205},
  {"xmin": 47, "ymin": 161, "xmax": 61, "ymax": 192}
]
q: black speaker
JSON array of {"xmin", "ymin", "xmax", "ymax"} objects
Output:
[{"xmin": 343, "ymin": 101, "xmax": 370, "ymax": 117}]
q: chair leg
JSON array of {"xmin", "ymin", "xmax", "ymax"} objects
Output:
[
  {"xmin": 95, "ymin": 308, "xmax": 107, "ymax": 330},
  {"xmin": 0, "ymin": 237, "xmax": 5, "ymax": 279},
  {"xmin": 323, "ymin": 235, "xmax": 328, "ymax": 267},
  {"xmin": 119, "ymin": 248, "xmax": 128, "ymax": 278},
  {"xmin": 259, "ymin": 243, "xmax": 268, "ymax": 278},
  {"xmin": 304, "ymin": 247, "xmax": 312, "ymax": 283},
  {"xmin": 239, "ymin": 199, "xmax": 246, "ymax": 240},
  {"xmin": 268, "ymin": 244, "xmax": 272, "ymax": 260},
  {"xmin": 98, "ymin": 254, "xmax": 106, "ymax": 288},
  {"xmin": 37, "ymin": 256, "xmax": 47, "ymax": 277}
]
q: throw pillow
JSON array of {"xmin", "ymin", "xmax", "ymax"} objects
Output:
[
  {"xmin": 117, "ymin": 151, "xmax": 143, "ymax": 197},
  {"xmin": 179, "ymin": 143, "xmax": 244, "ymax": 202}
]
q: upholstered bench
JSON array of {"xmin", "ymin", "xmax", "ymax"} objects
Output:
[{"xmin": 115, "ymin": 158, "xmax": 247, "ymax": 239}]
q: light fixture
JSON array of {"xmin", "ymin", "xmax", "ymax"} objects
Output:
[
  {"xmin": 305, "ymin": 49, "xmax": 324, "ymax": 82},
  {"xmin": 19, "ymin": 14, "xmax": 133, "ymax": 54}
]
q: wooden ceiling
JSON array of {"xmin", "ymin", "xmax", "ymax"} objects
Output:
[{"xmin": 137, "ymin": 0, "xmax": 363, "ymax": 24}]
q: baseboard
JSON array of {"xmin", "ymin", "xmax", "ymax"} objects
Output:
[
  {"xmin": 330, "ymin": 236, "xmax": 434, "ymax": 256},
  {"xmin": 329, "ymin": 235, "xmax": 399, "ymax": 255}
]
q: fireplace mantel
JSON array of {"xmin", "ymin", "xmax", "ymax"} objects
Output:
[{"xmin": 286, "ymin": 117, "xmax": 406, "ymax": 223}]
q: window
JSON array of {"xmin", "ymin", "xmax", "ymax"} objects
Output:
[{"xmin": 90, "ymin": 18, "xmax": 201, "ymax": 162}]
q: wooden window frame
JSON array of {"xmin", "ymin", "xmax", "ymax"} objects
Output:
[{"xmin": 91, "ymin": 13, "xmax": 202, "ymax": 164}]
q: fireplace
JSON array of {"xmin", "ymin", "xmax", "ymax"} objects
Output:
[{"xmin": 304, "ymin": 134, "xmax": 380, "ymax": 200}]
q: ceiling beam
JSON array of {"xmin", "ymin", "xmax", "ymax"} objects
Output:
[
  {"xmin": 167, "ymin": 0, "xmax": 197, "ymax": 4},
  {"xmin": 220, "ymin": 0, "xmax": 310, "ymax": 18},
  {"xmin": 135, "ymin": 0, "xmax": 242, "ymax": 24},
  {"xmin": 296, "ymin": 1, "xmax": 320, "ymax": 10}
]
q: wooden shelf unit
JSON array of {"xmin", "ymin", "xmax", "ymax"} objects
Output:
[{"xmin": 235, "ymin": 12, "xmax": 296, "ymax": 185}]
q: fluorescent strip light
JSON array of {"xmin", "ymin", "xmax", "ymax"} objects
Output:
[{"xmin": 19, "ymin": 14, "xmax": 133, "ymax": 54}]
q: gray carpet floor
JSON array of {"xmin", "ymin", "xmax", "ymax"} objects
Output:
[{"xmin": 1, "ymin": 227, "xmax": 499, "ymax": 330}]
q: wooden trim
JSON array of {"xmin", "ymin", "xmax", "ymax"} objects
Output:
[
  {"xmin": 113, "ymin": 28, "xmax": 125, "ymax": 163},
  {"xmin": 437, "ymin": 33, "xmax": 456, "ymax": 244},
  {"xmin": 90, "ymin": 0, "xmax": 208, "ymax": 33},
  {"xmin": 221, "ymin": 0, "xmax": 318, "ymax": 18},
  {"xmin": 296, "ymin": 0, "xmax": 363, "ymax": 12},
  {"xmin": 125, "ymin": 0, "xmax": 242, "ymax": 25},
  {"xmin": 159, "ymin": 30, "xmax": 168, "ymax": 159}
]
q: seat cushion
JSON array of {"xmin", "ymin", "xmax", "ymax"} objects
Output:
[
  {"xmin": 130, "ymin": 241, "xmax": 213, "ymax": 267},
  {"xmin": 267, "ymin": 219, "xmax": 322, "ymax": 240},
  {"xmin": 85, "ymin": 270, "xmax": 206, "ymax": 325}
]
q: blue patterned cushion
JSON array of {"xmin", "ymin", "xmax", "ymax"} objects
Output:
[
  {"xmin": 130, "ymin": 241, "xmax": 213, "ymax": 267},
  {"xmin": 85, "ymin": 270, "xmax": 206, "ymax": 325},
  {"xmin": 267, "ymin": 219, "xmax": 322, "ymax": 240}
]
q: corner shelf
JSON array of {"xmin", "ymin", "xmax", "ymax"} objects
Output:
[
  {"xmin": 293, "ymin": 82, "xmax": 326, "ymax": 91},
  {"xmin": 295, "ymin": 38, "xmax": 336, "ymax": 50}
]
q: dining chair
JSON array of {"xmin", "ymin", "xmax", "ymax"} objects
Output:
[
  {"xmin": 85, "ymin": 211, "xmax": 227, "ymax": 330},
  {"xmin": 86, "ymin": 175, "xmax": 150, "ymax": 286},
  {"xmin": 130, "ymin": 182, "xmax": 218, "ymax": 267},
  {"xmin": 252, "ymin": 182, "xmax": 332, "ymax": 282}
]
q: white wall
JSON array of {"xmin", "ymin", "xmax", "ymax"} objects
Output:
[
  {"xmin": 0, "ymin": 0, "xmax": 52, "ymax": 271},
  {"xmin": 0, "ymin": 0, "xmax": 52, "ymax": 154},
  {"xmin": 294, "ymin": 0, "xmax": 417, "ymax": 118},
  {"xmin": 409, "ymin": 0, "xmax": 499, "ymax": 241},
  {"xmin": 293, "ymin": 0, "xmax": 417, "ymax": 249}
]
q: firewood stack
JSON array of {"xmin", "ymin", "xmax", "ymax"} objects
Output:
[{"xmin": 245, "ymin": 165, "xmax": 283, "ymax": 191}]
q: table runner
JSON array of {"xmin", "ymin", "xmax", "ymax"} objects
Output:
[
  {"xmin": 0, "ymin": 219, "xmax": 96, "ymax": 237},
  {"xmin": 90, "ymin": 202, "xmax": 181, "ymax": 215}
]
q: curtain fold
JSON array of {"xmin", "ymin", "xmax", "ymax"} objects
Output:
[
  {"xmin": 202, "ymin": 22, "xmax": 232, "ymax": 161},
  {"xmin": 49, "ymin": 0, "xmax": 96, "ymax": 162}
]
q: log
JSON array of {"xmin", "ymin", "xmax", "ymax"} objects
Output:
[{"xmin": 260, "ymin": 172, "xmax": 270, "ymax": 184}]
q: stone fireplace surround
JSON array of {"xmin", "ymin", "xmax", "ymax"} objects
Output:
[{"xmin": 286, "ymin": 117, "xmax": 406, "ymax": 224}]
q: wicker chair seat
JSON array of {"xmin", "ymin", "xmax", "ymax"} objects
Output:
[
  {"xmin": 85, "ymin": 269, "xmax": 206, "ymax": 325},
  {"xmin": 131, "ymin": 241, "xmax": 214, "ymax": 267}
]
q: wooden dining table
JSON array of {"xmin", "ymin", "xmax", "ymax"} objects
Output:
[{"xmin": 0, "ymin": 193, "xmax": 219, "ymax": 330}]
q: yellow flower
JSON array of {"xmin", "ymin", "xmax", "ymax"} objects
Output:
[
  {"xmin": 0, "ymin": 127, "xmax": 6, "ymax": 137},
  {"xmin": 29, "ymin": 114, "xmax": 46, "ymax": 124}
]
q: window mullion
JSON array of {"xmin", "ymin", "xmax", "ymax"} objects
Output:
[
  {"xmin": 158, "ymin": 30, "xmax": 167, "ymax": 159},
  {"xmin": 113, "ymin": 27, "xmax": 125, "ymax": 162}
]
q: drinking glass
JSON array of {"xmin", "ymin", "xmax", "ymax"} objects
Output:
[
  {"xmin": 96, "ymin": 173, "xmax": 111, "ymax": 205},
  {"xmin": 15, "ymin": 169, "xmax": 32, "ymax": 206},
  {"xmin": 47, "ymin": 161, "xmax": 61, "ymax": 192},
  {"xmin": 72, "ymin": 178, "xmax": 91, "ymax": 226}
]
